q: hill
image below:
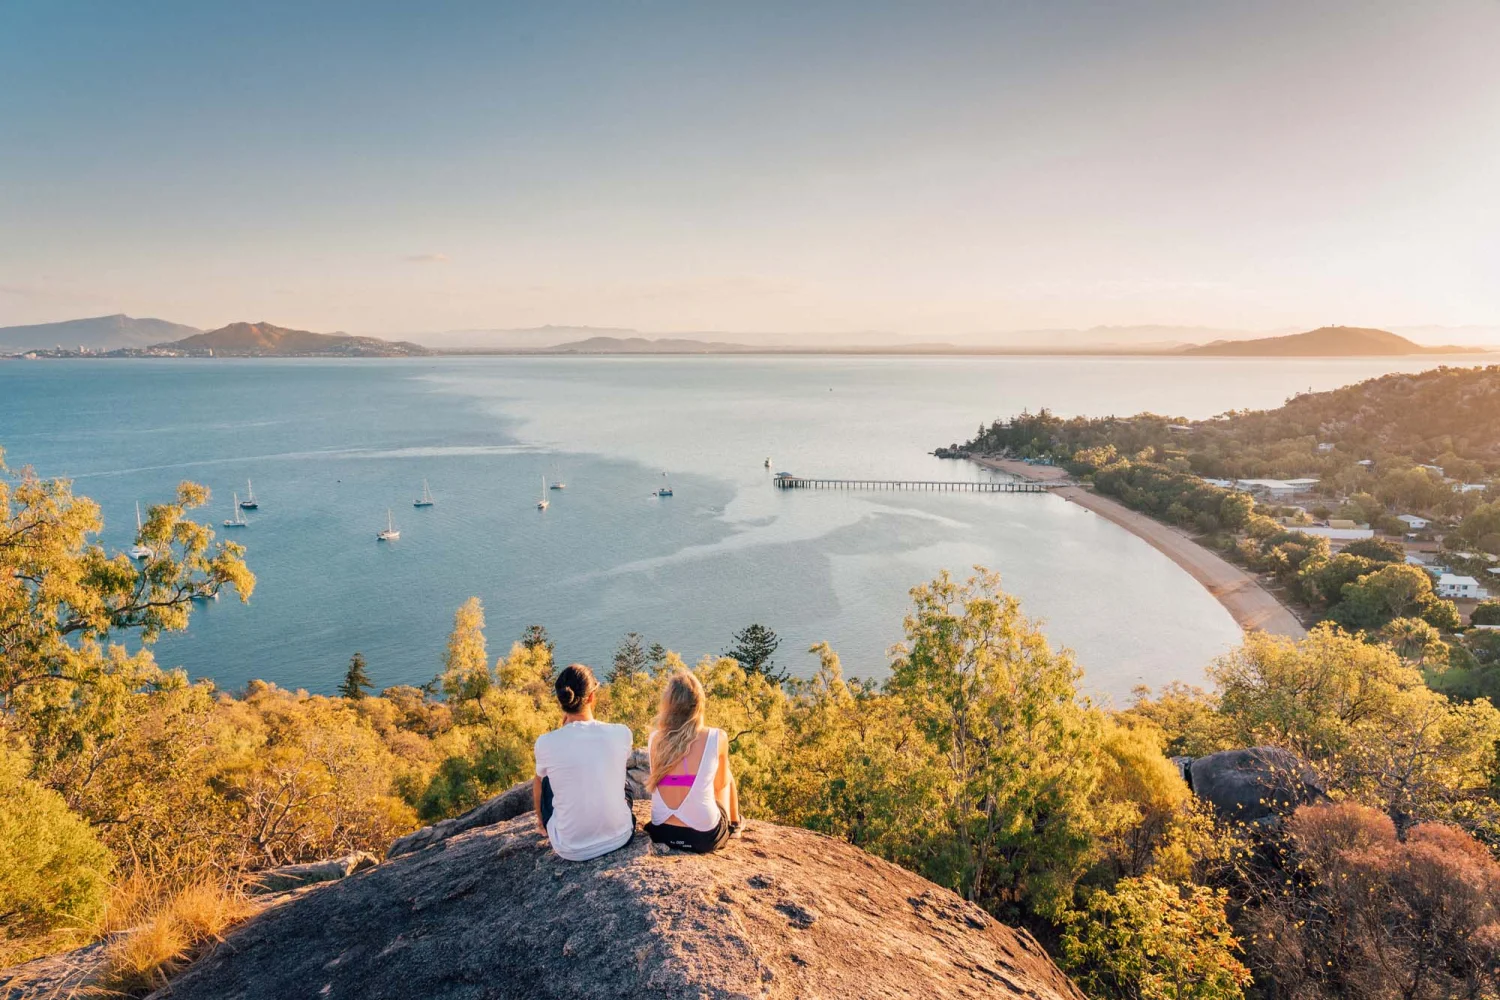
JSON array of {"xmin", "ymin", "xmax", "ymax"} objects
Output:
[
  {"xmin": 147, "ymin": 803, "xmax": 1081, "ymax": 1000},
  {"xmin": 0, "ymin": 314, "xmax": 202, "ymax": 353},
  {"xmin": 545, "ymin": 335, "xmax": 754, "ymax": 354},
  {"xmin": 1181, "ymin": 325, "xmax": 1465, "ymax": 357},
  {"xmin": 163, "ymin": 322, "xmax": 430, "ymax": 357}
]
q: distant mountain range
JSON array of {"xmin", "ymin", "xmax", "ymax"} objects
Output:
[
  {"xmin": 165, "ymin": 322, "xmax": 429, "ymax": 357},
  {"xmin": 1180, "ymin": 326, "xmax": 1466, "ymax": 357},
  {"xmin": 0, "ymin": 314, "xmax": 202, "ymax": 352},
  {"xmin": 0, "ymin": 315, "xmax": 1492, "ymax": 358},
  {"xmin": 545, "ymin": 336, "xmax": 755, "ymax": 354}
]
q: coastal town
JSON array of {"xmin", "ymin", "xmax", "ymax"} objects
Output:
[{"xmin": 946, "ymin": 365, "xmax": 1500, "ymax": 710}]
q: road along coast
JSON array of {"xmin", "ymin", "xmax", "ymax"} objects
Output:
[{"xmin": 975, "ymin": 457, "xmax": 1306, "ymax": 639}]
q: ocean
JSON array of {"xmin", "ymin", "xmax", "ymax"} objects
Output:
[{"xmin": 2, "ymin": 353, "xmax": 1488, "ymax": 700}]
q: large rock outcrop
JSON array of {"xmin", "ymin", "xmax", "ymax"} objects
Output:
[
  {"xmin": 151, "ymin": 805, "xmax": 1083, "ymax": 1000},
  {"xmin": 1184, "ymin": 746, "xmax": 1328, "ymax": 824}
]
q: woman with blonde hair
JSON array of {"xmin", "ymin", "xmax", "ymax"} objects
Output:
[{"xmin": 644, "ymin": 671, "xmax": 742, "ymax": 852}]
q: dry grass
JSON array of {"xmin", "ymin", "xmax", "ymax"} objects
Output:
[{"xmin": 94, "ymin": 877, "xmax": 256, "ymax": 997}]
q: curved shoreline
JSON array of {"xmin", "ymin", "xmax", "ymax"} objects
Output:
[{"xmin": 975, "ymin": 457, "xmax": 1306, "ymax": 639}]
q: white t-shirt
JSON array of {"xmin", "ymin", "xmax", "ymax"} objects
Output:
[{"xmin": 533, "ymin": 720, "xmax": 634, "ymax": 861}]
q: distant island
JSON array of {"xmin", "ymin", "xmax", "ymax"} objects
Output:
[
  {"xmin": 0, "ymin": 316, "xmax": 1490, "ymax": 359},
  {"xmin": 1181, "ymin": 325, "xmax": 1465, "ymax": 357},
  {"xmin": 163, "ymin": 322, "xmax": 430, "ymax": 358},
  {"xmin": 541, "ymin": 336, "xmax": 755, "ymax": 354}
]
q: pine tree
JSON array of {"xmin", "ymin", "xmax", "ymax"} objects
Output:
[
  {"xmin": 609, "ymin": 632, "xmax": 648, "ymax": 683},
  {"xmin": 647, "ymin": 642, "xmax": 668, "ymax": 671},
  {"xmin": 725, "ymin": 624, "xmax": 785, "ymax": 683},
  {"xmin": 520, "ymin": 624, "xmax": 554, "ymax": 656},
  {"xmin": 339, "ymin": 652, "xmax": 373, "ymax": 700}
]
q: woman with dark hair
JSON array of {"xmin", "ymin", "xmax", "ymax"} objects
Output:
[{"xmin": 531, "ymin": 664, "xmax": 634, "ymax": 860}]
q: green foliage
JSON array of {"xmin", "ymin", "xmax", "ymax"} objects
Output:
[
  {"xmin": 608, "ymin": 632, "xmax": 649, "ymax": 683},
  {"xmin": 724, "ymin": 623, "xmax": 785, "ymax": 683},
  {"xmin": 0, "ymin": 463, "xmax": 253, "ymax": 705},
  {"xmin": 339, "ymin": 652, "xmax": 373, "ymax": 700},
  {"xmin": 1340, "ymin": 536, "xmax": 1405, "ymax": 563},
  {"xmin": 1328, "ymin": 562, "xmax": 1456, "ymax": 632},
  {"xmin": 1061, "ymin": 876, "xmax": 1250, "ymax": 1000},
  {"xmin": 1211, "ymin": 626, "xmax": 1500, "ymax": 826},
  {"xmin": 0, "ymin": 742, "xmax": 112, "ymax": 944},
  {"xmin": 886, "ymin": 568, "xmax": 1126, "ymax": 921},
  {"xmin": 1296, "ymin": 553, "xmax": 1375, "ymax": 606},
  {"xmin": 1471, "ymin": 598, "xmax": 1500, "ymax": 626}
]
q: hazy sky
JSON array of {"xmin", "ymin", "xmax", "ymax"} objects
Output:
[{"xmin": 2, "ymin": 1, "xmax": 1498, "ymax": 337}]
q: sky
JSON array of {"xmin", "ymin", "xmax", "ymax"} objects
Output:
[{"xmin": 2, "ymin": 0, "xmax": 1498, "ymax": 338}]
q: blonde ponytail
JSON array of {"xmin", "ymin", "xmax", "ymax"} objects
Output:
[{"xmin": 648, "ymin": 671, "xmax": 706, "ymax": 792}]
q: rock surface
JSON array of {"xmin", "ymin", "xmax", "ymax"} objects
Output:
[
  {"xmin": 1187, "ymin": 746, "xmax": 1328, "ymax": 823},
  {"xmin": 152, "ymin": 805, "xmax": 1084, "ymax": 1000},
  {"xmin": 249, "ymin": 851, "xmax": 380, "ymax": 893},
  {"xmin": 389, "ymin": 749, "xmax": 652, "ymax": 859}
]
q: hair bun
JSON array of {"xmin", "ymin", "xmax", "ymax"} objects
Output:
[{"xmin": 554, "ymin": 663, "xmax": 597, "ymax": 713}]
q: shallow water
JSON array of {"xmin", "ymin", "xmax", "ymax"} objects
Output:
[{"xmin": 1, "ymin": 354, "xmax": 1487, "ymax": 700}]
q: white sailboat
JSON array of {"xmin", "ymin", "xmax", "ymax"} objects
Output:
[
  {"xmin": 239, "ymin": 479, "xmax": 258, "ymax": 509},
  {"xmin": 549, "ymin": 468, "xmax": 566, "ymax": 490},
  {"xmin": 536, "ymin": 476, "xmax": 550, "ymax": 510},
  {"xmin": 129, "ymin": 502, "xmax": 154, "ymax": 560},
  {"xmin": 657, "ymin": 472, "xmax": 673, "ymax": 497},
  {"xmin": 413, "ymin": 479, "xmax": 435, "ymax": 507},
  {"xmin": 223, "ymin": 493, "xmax": 248, "ymax": 528},
  {"xmin": 377, "ymin": 508, "xmax": 400, "ymax": 541}
]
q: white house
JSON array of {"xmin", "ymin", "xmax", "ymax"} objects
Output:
[
  {"xmin": 1397, "ymin": 514, "xmax": 1431, "ymax": 530},
  {"xmin": 1317, "ymin": 442, "xmax": 1335, "ymax": 453},
  {"xmin": 1456, "ymin": 483, "xmax": 1488, "ymax": 494},
  {"xmin": 1296, "ymin": 526, "xmax": 1375, "ymax": 542},
  {"xmin": 1234, "ymin": 478, "xmax": 1319, "ymax": 497},
  {"xmin": 1436, "ymin": 573, "xmax": 1488, "ymax": 600}
]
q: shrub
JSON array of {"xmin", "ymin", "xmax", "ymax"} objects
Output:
[
  {"xmin": 1471, "ymin": 599, "xmax": 1500, "ymax": 626},
  {"xmin": 0, "ymin": 744, "xmax": 113, "ymax": 948},
  {"xmin": 1062, "ymin": 875, "xmax": 1251, "ymax": 1000}
]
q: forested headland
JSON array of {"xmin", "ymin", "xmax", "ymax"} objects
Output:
[
  {"xmin": 4, "ymin": 449, "xmax": 1500, "ymax": 999},
  {"xmin": 952, "ymin": 365, "xmax": 1500, "ymax": 705}
]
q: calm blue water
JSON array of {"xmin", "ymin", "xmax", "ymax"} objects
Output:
[{"xmin": 2, "ymin": 354, "xmax": 1488, "ymax": 700}]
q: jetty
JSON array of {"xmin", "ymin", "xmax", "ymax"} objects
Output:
[{"xmin": 773, "ymin": 473, "xmax": 1052, "ymax": 493}]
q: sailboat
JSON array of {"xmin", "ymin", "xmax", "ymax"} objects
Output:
[
  {"xmin": 413, "ymin": 479, "xmax": 435, "ymax": 507},
  {"xmin": 239, "ymin": 480, "xmax": 258, "ymax": 509},
  {"xmin": 549, "ymin": 468, "xmax": 566, "ymax": 490},
  {"xmin": 536, "ymin": 477, "xmax": 550, "ymax": 510},
  {"xmin": 656, "ymin": 472, "xmax": 673, "ymax": 497},
  {"xmin": 223, "ymin": 493, "xmax": 248, "ymax": 528},
  {"xmin": 129, "ymin": 502, "xmax": 154, "ymax": 560},
  {"xmin": 377, "ymin": 508, "xmax": 400, "ymax": 541}
]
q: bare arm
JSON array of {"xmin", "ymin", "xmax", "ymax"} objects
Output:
[
  {"xmin": 715, "ymin": 736, "xmax": 740, "ymax": 824},
  {"xmin": 532, "ymin": 776, "xmax": 547, "ymax": 835}
]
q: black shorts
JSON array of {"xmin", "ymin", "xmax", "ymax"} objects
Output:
[
  {"xmin": 538, "ymin": 777, "xmax": 636, "ymax": 834},
  {"xmin": 644, "ymin": 810, "xmax": 731, "ymax": 853}
]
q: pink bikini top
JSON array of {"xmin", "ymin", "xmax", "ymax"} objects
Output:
[{"xmin": 656, "ymin": 774, "xmax": 696, "ymax": 787}]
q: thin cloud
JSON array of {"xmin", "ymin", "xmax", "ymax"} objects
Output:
[{"xmin": 405, "ymin": 253, "xmax": 450, "ymax": 264}]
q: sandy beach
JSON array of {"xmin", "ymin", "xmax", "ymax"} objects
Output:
[{"xmin": 977, "ymin": 457, "xmax": 1306, "ymax": 639}]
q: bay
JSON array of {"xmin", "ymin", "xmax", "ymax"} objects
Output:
[{"xmin": 1, "ymin": 354, "xmax": 1489, "ymax": 700}]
